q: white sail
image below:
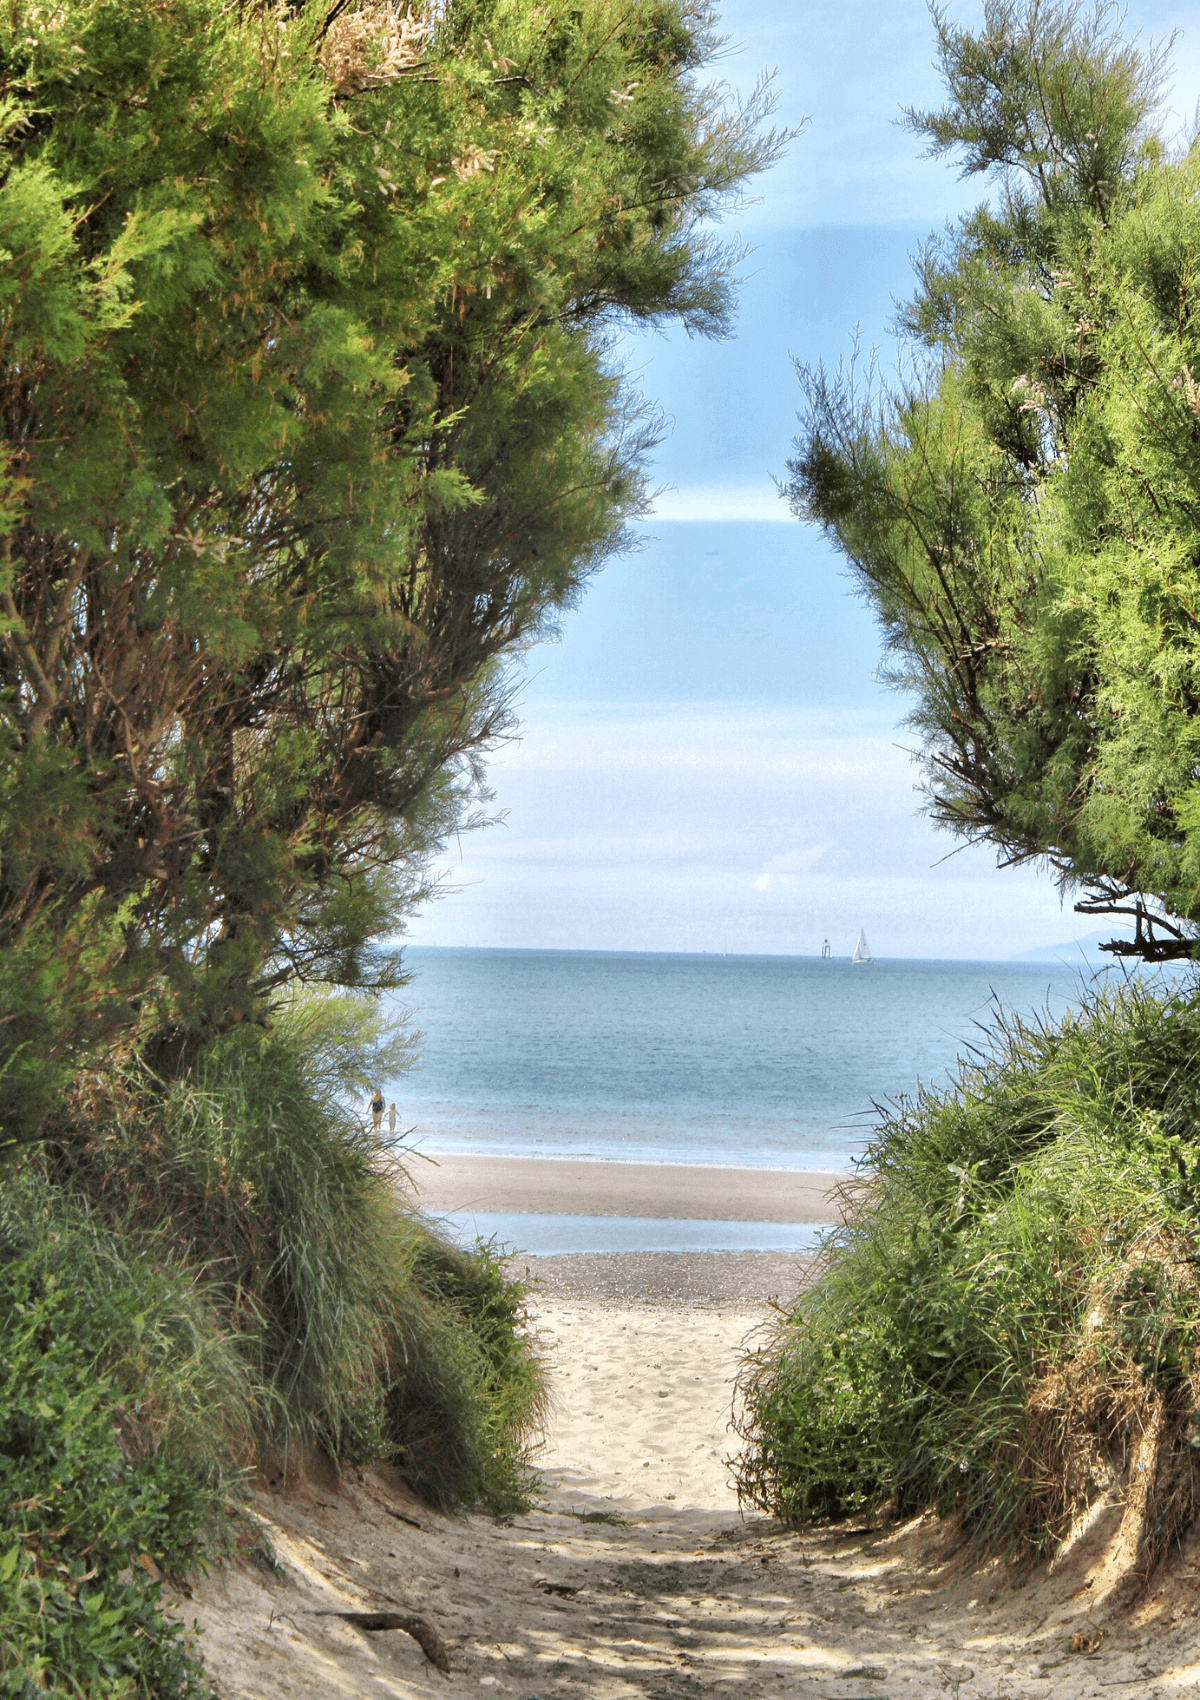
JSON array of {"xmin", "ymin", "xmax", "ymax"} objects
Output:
[{"xmin": 851, "ymin": 927, "xmax": 872, "ymax": 964}]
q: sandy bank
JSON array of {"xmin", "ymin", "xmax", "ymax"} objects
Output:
[{"xmin": 406, "ymin": 1153, "xmax": 851, "ymax": 1222}]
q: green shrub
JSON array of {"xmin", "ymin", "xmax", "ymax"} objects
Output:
[
  {"xmin": 155, "ymin": 1034, "xmax": 395, "ymax": 1459},
  {"xmin": 0, "ymin": 1181, "xmax": 236, "ymax": 1697},
  {"xmin": 736, "ymin": 977, "xmax": 1200, "ymax": 1569}
]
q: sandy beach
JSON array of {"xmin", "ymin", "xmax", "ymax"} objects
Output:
[
  {"xmin": 406, "ymin": 1152, "xmax": 852, "ymax": 1223},
  {"xmin": 185, "ymin": 1247, "xmax": 1200, "ymax": 1699}
]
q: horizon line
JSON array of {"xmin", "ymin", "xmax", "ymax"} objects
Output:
[{"xmin": 401, "ymin": 941, "xmax": 1149, "ymax": 969}]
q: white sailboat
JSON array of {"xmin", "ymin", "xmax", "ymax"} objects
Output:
[{"xmin": 851, "ymin": 927, "xmax": 872, "ymax": 965}]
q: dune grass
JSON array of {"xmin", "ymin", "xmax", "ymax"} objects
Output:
[
  {"xmin": 0, "ymin": 998, "xmax": 545, "ymax": 1695},
  {"xmin": 735, "ymin": 976, "xmax": 1200, "ymax": 1577}
]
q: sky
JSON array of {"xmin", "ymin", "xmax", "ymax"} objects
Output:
[{"xmin": 405, "ymin": 0, "xmax": 1200, "ymax": 963}]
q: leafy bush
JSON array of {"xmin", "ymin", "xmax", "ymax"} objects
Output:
[
  {"xmin": 0, "ymin": 1184, "xmax": 236, "ymax": 1697},
  {"xmin": 736, "ymin": 978, "xmax": 1200, "ymax": 1573}
]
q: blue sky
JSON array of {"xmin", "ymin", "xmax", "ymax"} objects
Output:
[{"xmin": 406, "ymin": 0, "xmax": 1200, "ymax": 962}]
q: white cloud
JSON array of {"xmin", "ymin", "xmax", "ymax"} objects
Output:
[
  {"xmin": 407, "ymin": 700, "xmax": 1072, "ymax": 960},
  {"xmin": 753, "ymin": 844, "xmax": 836, "ymax": 890}
]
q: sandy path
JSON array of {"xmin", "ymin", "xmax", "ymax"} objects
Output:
[
  {"xmin": 184, "ymin": 1278, "xmax": 1200, "ymax": 1700},
  {"xmin": 534, "ymin": 1296, "xmax": 753, "ymax": 1511}
]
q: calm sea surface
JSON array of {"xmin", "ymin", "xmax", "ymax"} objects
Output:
[{"xmin": 390, "ymin": 947, "xmax": 1120, "ymax": 1175}]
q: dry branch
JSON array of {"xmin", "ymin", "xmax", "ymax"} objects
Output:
[{"xmin": 309, "ymin": 1608, "xmax": 450, "ymax": 1671}]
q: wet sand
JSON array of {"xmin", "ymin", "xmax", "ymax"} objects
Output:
[
  {"xmin": 406, "ymin": 1152, "xmax": 852, "ymax": 1223},
  {"xmin": 509, "ymin": 1248, "xmax": 820, "ymax": 1307}
]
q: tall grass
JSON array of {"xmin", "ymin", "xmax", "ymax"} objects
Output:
[
  {"xmin": 2, "ymin": 995, "xmax": 545, "ymax": 1693},
  {"xmin": 736, "ymin": 977, "xmax": 1200, "ymax": 1576},
  {"xmin": 55, "ymin": 1007, "xmax": 546, "ymax": 1497},
  {"xmin": 387, "ymin": 1230, "xmax": 548, "ymax": 1511}
]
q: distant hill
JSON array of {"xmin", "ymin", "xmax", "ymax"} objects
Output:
[{"xmin": 1011, "ymin": 927, "xmax": 1136, "ymax": 965}]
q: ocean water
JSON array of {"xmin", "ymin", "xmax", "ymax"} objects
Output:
[
  {"xmin": 390, "ymin": 946, "xmax": 1115, "ymax": 1174},
  {"xmin": 435, "ymin": 1212, "xmax": 828, "ymax": 1256}
]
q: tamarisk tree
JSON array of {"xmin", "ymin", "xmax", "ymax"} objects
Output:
[
  {"xmin": 0, "ymin": 0, "xmax": 783, "ymax": 1133},
  {"xmin": 787, "ymin": 0, "xmax": 1200, "ymax": 961}
]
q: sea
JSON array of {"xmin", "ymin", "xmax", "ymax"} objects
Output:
[{"xmin": 387, "ymin": 946, "xmax": 1155, "ymax": 1256}]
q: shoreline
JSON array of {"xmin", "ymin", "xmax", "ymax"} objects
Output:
[
  {"xmin": 405, "ymin": 1145, "xmax": 858, "ymax": 1172},
  {"xmin": 403, "ymin": 1151, "xmax": 854, "ymax": 1224}
]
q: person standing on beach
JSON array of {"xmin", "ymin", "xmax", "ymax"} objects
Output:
[
  {"xmin": 387, "ymin": 1102, "xmax": 397, "ymax": 1138},
  {"xmin": 368, "ymin": 1086, "xmax": 385, "ymax": 1136}
]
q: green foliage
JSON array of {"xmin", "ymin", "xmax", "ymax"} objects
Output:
[
  {"xmin": 0, "ymin": 1182, "xmax": 233, "ymax": 1697},
  {"xmin": 903, "ymin": 0, "xmax": 1167, "ymax": 215},
  {"xmin": 271, "ymin": 987, "xmax": 417, "ymax": 1109},
  {"xmin": 0, "ymin": 11, "xmax": 695, "ymax": 1683},
  {"xmin": 387, "ymin": 1232, "xmax": 547, "ymax": 1511},
  {"xmin": 786, "ymin": 0, "xmax": 1200, "ymax": 959},
  {"xmin": 155, "ymin": 1034, "xmax": 397, "ymax": 1457},
  {"xmin": 736, "ymin": 978, "xmax": 1200, "ymax": 1567},
  {"xmin": 55, "ymin": 1015, "xmax": 546, "ymax": 1496},
  {"xmin": 0, "ymin": 0, "xmax": 786, "ymax": 1132},
  {"xmin": 3, "ymin": 1008, "xmax": 546, "ymax": 1690}
]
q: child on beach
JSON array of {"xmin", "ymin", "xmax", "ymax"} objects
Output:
[{"xmin": 388, "ymin": 1102, "xmax": 397, "ymax": 1137}]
